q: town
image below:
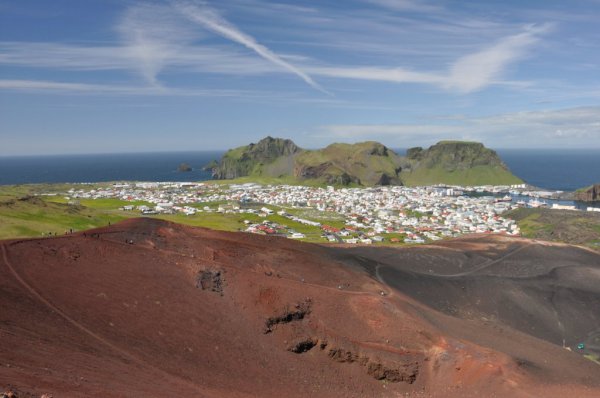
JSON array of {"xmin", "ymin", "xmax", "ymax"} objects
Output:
[{"xmin": 58, "ymin": 181, "xmax": 598, "ymax": 244}]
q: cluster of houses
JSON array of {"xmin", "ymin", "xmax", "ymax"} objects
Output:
[{"xmin": 60, "ymin": 181, "xmax": 536, "ymax": 244}]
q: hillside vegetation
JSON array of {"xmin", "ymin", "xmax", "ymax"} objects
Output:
[
  {"xmin": 212, "ymin": 136, "xmax": 522, "ymax": 187},
  {"xmin": 400, "ymin": 141, "xmax": 522, "ymax": 186},
  {"xmin": 575, "ymin": 184, "xmax": 600, "ymax": 202},
  {"xmin": 507, "ymin": 207, "xmax": 600, "ymax": 249},
  {"xmin": 212, "ymin": 137, "xmax": 300, "ymax": 179},
  {"xmin": 295, "ymin": 141, "xmax": 405, "ymax": 186},
  {"xmin": 0, "ymin": 195, "xmax": 127, "ymax": 239},
  {"xmin": 0, "ymin": 185, "xmax": 341, "ymax": 243}
]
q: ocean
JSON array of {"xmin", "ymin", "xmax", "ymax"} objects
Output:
[
  {"xmin": 495, "ymin": 149, "xmax": 599, "ymax": 192},
  {"xmin": 0, "ymin": 151, "xmax": 222, "ymax": 186},
  {"xmin": 0, "ymin": 149, "xmax": 597, "ymax": 191}
]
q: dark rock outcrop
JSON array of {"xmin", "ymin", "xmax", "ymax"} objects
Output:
[
  {"xmin": 406, "ymin": 146, "xmax": 424, "ymax": 160},
  {"xmin": 178, "ymin": 163, "xmax": 192, "ymax": 172},
  {"xmin": 575, "ymin": 184, "xmax": 600, "ymax": 202},
  {"xmin": 201, "ymin": 159, "xmax": 219, "ymax": 172}
]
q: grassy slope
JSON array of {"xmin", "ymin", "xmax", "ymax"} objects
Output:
[
  {"xmin": 576, "ymin": 185, "xmax": 593, "ymax": 193},
  {"xmin": 0, "ymin": 184, "xmax": 335, "ymax": 243},
  {"xmin": 402, "ymin": 141, "xmax": 523, "ymax": 186},
  {"xmin": 0, "ymin": 183, "xmax": 407, "ymax": 246},
  {"xmin": 213, "ymin": 175, "xmax": 361, "ymax": 188},
  {"xmin": 0, "ymin": 198, "xmax": 129, "ymax": 239},
  {"xmin": 295, "ymin": 142, "xmax": 401, "ymax": 185},
  {"xmin": 400, "ymin": 165, "xmax": 522, "ymax": 186},
  {"xmin": 506, "ymin": 208, "xmax": 600, "ymax": 249},
  {"xmin": 220, "ymin": 139, "xmax": 523, "ymax": 187}
]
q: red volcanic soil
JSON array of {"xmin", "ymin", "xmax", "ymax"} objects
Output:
[{"xmin": 1, "ymin": 218, "xmax": 599, "ymax": 397}]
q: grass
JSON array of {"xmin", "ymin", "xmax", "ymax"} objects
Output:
[
  {"xmin": 155, "ymin": 207, "xmax": 329, "ymax": 243},
  {"xmin": 0, "ymin": 182, "xmax": 416, "ymax": 245},
  {"xmin": 436, "ymin": 140, "xmax": 480, "ymax": 145},
  {"xmin": 584, "ymin": 354, "xmax": 600, "ymax": 366},
  {"xmin": 511, "ymin": 211, "xmax": 545, "ymax": 238},
  {"xmin": 575, "ymin": 185, "xmax": 593, "ymax": 193},
  {"xmin": 44, "ymin": 196, "xmax": 151, "ymax": 209},
  {"xmin": 0, "ymin": 181, "xmax": 415, "ymax": 246},
  {"xmin": 157, "ymin": 212, "xmax": 252, "ymax": 232},
  {"xmin": 0, "ymin": 197, "xmax": 129, "ymax": 239},
  {"xmin": 405, "ymin": 209, "xmax": 427, "ymax": 219},
  {"xmin": 506, "ymin": 208, "xmax": 600, "ymax": 249},
  {"xmin": 400, "ymin": 165, "xmax": 523, "ymax": 187},
  {"xmin": 0, "ymin": 182, "xmax": 339, "ymax": 244},
  {"xmin": 296, "ymin": 142, "xmax": 402, "ymax": 186},
  {"xmin": 0, "ymin": 184, "xmax": 147, "ymax": 239},
  {"xmin": 212, "ymin": 175, "xmax": 327, "ymax": 188},
  {"xmin": 221, "ymin": 145, "xmax": 247, "ymax": 160}
]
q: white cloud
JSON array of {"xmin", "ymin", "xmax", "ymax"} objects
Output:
[
  {"xmin": 0, "ymin": 79, "xmax": 268, "ymax": 97},
  {"xmin": 172, "ymin": 0, "xmax": 328, "ymax": 94},
  {"xmin": 318, "ymin": 106, "xmax": 600, "ymax": 148},
  {"xmin": 365, "ymin": 0, "xmax": 441, "ymax": 13},
  {"xmin": 307, "ymin": 66, "xmax": 443, "ymax": 85},
  {"xmin": 0, "ymin": 41, "xmax": 277, "ymax": 75},
  {"xmin": 445, "ymin": 24, "xmax": 550, "ymax": 92},
  {"xmin": 0, "ymin": 3, "xmax": 553, "ymax": 95},
  {"xmin": 0, "ymin": 79, "xmax": 382, "ymax": 109},
  {"xmin": 116, "ymin": 3, "xmax": 199, "ymax": 86},
  {"xmin": 0, "ymin": 79, "xmax": 105, "ymax": 91},
  {"xmin": 309, "ymin": 25, "xmax": 550, "ymax": 93}
]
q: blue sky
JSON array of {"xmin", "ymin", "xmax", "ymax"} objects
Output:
[{"xmin": 1, "ymin": 0, "xmax": 600, "ymax": 155}]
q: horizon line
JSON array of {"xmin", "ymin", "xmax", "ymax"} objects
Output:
[{"xmin": 2, "ymin": 146, "xmax": 600, "ymax": 158}]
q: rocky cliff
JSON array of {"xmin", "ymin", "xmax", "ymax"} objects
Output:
[
  {"xmin": 575, "ymin": 184, "xmax": 600, "ymax": 202},
  {"xmin": 212, "ymin": 136, "xmax": 301, "ymax": 179}
]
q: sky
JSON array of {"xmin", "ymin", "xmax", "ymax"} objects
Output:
[{"xmin": 1, "ymin": 0, "xmax": 600, "ymax": 155}]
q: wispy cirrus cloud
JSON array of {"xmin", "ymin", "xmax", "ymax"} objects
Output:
[
  {"xmin": 116, "ymin": 3, "xmax": 199, "ymax": 86},
  {"xmin": 0, "ymin": 41, "xmax": 276, "ymax": 75},
  {"xmin": 0, "ymin": 2, "xmax": 552, "ymax": 95},
  {"xmin": 309, "ymin": 24, "xmax": 551, "ymax": 93},
  {"xmin": 364, "ymin": 0, "xmax": 442, "ymax": 13},
  {"xmin": 0, "ymin": 79, "xmax": 269, "ymax": 98},
  {"xmin": 318, "ymin": 106, "xmax": 600, "ymax": 148},
  {"xmin": 0, "ymin": 78, "xmax": 380, "ymax": 109},
  {"xmin": 171, "ymin": 0, "xmax": 328, "ymax": 94},
  {"xmin": 0, "ymin": 79, "xmax": 108, "ymax": 92},
  {"xmin": 445, "ymin": 24, "xmax": 550, "ymax": 92}
]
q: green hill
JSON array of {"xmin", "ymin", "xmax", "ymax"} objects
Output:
[
  {"xmin": 507, "ymin": 207, "xmax": 600, "ymax": 250},
  {"xmin": 212, "ymin": 137, "xmax": 522, "ymax": 187},
  {"xmin": 294, "ymin": 141, "xmax": 404, "ymax": 186},
  {"xmin": 400, "ymin": 141, "xmax": 523, "ymax": 186},
  {"xmin": 213, "ymin": 137, "xmax": 301, "ymax": 179}
]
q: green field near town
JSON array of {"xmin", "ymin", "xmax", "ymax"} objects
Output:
[{"xmin": 0, "ymin": 184, "xmax": 376, "ymax": 244}]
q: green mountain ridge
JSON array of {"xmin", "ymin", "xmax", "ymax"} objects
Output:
[
  {"xmin": 212, "ymin": 136, "xmax": 523, "ymax": 186},
  {"xmin": 400, "ymin": 141, "xmax": 522, "ymax": 186}
]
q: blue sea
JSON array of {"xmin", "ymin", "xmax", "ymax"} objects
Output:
[
  {"xmin": 495, "ymin": 149, "xmax": 599, "ymax": 191},
  {"xmin": 0, "ymin": 151, "xmax": 222, "ymax": 185},
  {"xmin": 0, "ymin": 149, "xmax": 597, "ymax": 191}
]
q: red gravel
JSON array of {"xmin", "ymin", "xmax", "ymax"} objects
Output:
[{"xmin": 0, "ymin": 218, "xmax": 598, "ymax": 397}]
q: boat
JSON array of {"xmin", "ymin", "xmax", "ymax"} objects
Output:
[
  {"xmin": 528, "ymin": 198, "xmax": 548, "ymax": 208},
  {"xmin": 495, "ymin": 194, "xmax": 512, "ymax": 202}
]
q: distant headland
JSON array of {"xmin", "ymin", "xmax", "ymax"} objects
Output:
[{"xmin": 207, "ymin": 136, "xmax": 523, "ymax": 187}]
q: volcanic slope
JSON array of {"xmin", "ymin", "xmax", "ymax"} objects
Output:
[
  {"xmin": 346, "ymin": 235, "xmax": 600, "ymax": 364},
  {"xmin": 0, "ymin": 219, "xmax": 598, "ymax": 397}
]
